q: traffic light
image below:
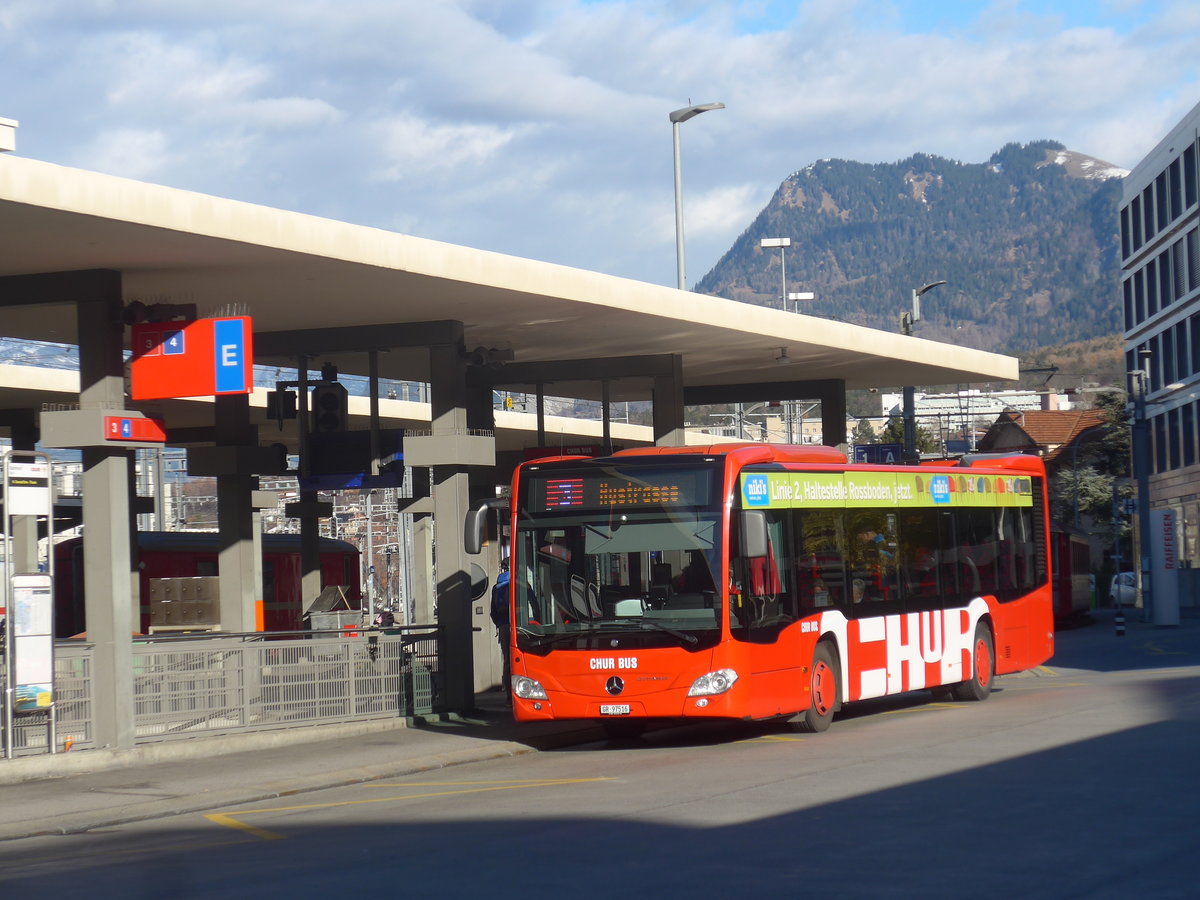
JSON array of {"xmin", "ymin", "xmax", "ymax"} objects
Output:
[{"xmin": 310, "ymin": 382, "xmax": 349, "ymax": 433}]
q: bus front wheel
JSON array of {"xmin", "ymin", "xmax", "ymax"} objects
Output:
[
  {"xmin": 793, "ymin": 642, "xmax": 839, "ymax": 733},
  {"xmin": 951, "ymin": 623, "xmax": 994, "ymax": 702}
]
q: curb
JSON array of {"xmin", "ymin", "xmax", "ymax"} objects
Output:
[
  {"xmin": 0, "ymin": 739, "xmax": 537, "ymax": 842},
  {"xmin": 0, "ymin": 717, "xmax": 412, "ymax": 787}
]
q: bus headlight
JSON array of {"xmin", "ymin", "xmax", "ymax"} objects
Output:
[
  {"xmin": 687, "ymin": 669, "xmax": 739, "ymax": 696},
  {"xmin": 512, "ymin": 676, "xmax": 547, "ymax": 700}
]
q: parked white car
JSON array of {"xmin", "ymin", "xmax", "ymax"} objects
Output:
[{"xmin": 1108, "ymin": 572, "xmax": 1136, "ymax": 606}]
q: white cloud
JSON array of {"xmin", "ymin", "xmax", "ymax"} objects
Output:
[
  {"xmin": 233, "ymin": 97, "xmax": 342, "ymax": 130},
  {"xmin": 82, "ymin": 127, "xmax": 173, "ymax": 180},
  {"xmin": 372, "ymin": 113, "xmax": 519, "ymax": 181}
]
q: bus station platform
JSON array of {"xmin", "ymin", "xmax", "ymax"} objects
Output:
[
  {"xmin": 1, "ymin": 605, "xmax": 1198, "ymax": 843},
  {"xmin": 0, "ymin": 690, "xmax": 603, "ymax": 842}
]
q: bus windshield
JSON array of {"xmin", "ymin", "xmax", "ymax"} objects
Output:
[{"xmin": 514, "ymin": 461, "xmax": 723, "ymax": 651}]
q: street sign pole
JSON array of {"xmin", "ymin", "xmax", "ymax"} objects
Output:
[{"xmin": 2, "ymin": 450, "xmax": 56, "ymax": 758}]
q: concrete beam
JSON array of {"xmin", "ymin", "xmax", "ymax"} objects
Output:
[
  {"xmin": 494, "ymin": 354, "xmax": 679, "ymax": 387},
  {"xmin": 683, "ymin": 378, "xmax": 846, "ymax": 405},
  {"xmin": 0, "ymin": 269, "xmax": 122, "ymax": 308},
  {"xmin": 255, "ymin": 321, "xmax": 464, "ymax": 358}
]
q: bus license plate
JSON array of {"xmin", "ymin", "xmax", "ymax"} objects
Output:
[{"xmin": 600, "ymin": 704, "xmax": 631, "ymax": 716}]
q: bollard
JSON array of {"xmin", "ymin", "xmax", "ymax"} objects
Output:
[{"xmin": 1114, "ymin": 608, "xmax": 1125, "ymax": 637}]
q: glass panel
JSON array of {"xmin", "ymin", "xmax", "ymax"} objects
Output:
[
  {"xmin": 1143, "ymin": 185, "xmax": 1155, "ymax": 241},
  {"xmin": 1169, "ymin": 407, "xmax": 1181, "ymax": 471},
  {"xmin": 1188, "ymin": 228, "xmax": 1200, "ymax": 293},
  {"xmin": 1184, "ymin": 404, "xmax": 1196, "ymax": 468},
  {"xmin": 1174, "ymin": 238, "xmax": 1187, "ymax": 302},
  {"xmin": 1170, "ymin": 158, "xmax": 1183, "ymax": 221},
  {"xmin": 1156, "ymin": 171, "xmax": 1169, "ymax": 231},
  {"xmin": 1185, "ymin": 144, "xmax": 1198, "ymax": 209},
  {"xmin": 896, "ymin": 508, "xmax": 942, "ymax": 610},
  {"xmin": 513, "ymin": 510, "xmax": 722, "ymax": 650}
]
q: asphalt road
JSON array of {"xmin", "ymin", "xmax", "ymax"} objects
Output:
[{"xmin": 2, "ymin": 611, "xmax": 1198, "ymax": 899}]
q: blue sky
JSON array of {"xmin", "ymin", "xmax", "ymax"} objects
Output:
[{"xmin": 1, "ymin": 1, "xmax": 1197, "ymax": 289}]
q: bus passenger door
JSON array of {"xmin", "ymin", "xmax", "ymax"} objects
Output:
[{"xmin": 732, "ymin": 509, "xmax": 803, "ymax": 718}]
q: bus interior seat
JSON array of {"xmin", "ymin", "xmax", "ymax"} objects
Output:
[{"xmin": 569, "ymin": 575, "xmax": 602, "ymax": 619}]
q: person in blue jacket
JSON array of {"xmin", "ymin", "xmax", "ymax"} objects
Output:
[{"xmin": 490, "ymin": 559, "xmax": 511, "ymax": 704}]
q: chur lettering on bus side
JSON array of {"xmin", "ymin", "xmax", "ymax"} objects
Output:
[{"xmin": 824, "ymin": 600, "xmax": 986, "ymax": 700}]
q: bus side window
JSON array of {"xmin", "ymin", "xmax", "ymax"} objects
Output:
[
  {"xmin": 897, "ymin": 509, "xmax": 942, "ymax": 610},
  {"xmin": 731, "ymin": 509, "xmax": 797, "ymax": 638},
  {"xmin": 795, "ymin": 508, "xmax": 844, "ymax": 612}
]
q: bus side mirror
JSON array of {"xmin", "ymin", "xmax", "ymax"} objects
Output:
[
  {"xmin": 463, "ymin": 498, "xmax": 509, "ymax": 555},
  {"xmin": 739, "ymin": 510, "xmax": 768, "ymax": 559},
  {"xmin": 464, "ymin": 505, "xmax": 489, "ymax": 555}
]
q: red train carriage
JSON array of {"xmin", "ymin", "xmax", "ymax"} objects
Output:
[
  {"xmin": 53, "ymin": 531, "xmax": 360, "ymax": 637},
  {"xmin": 1050, "ymin": 522, "xmax": 1092, "ymax": 622}
]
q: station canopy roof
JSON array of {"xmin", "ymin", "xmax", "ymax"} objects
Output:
[{"xmin": 0, "ymin": 154, "xmax": 1017, "ymax": 405}]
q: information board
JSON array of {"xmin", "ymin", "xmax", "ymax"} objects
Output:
[{"xmin": 11, "ymin": 574, "xmax": 53, "ymax": 711}]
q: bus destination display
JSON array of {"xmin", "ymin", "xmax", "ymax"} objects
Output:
[{"xmin": 529, "ymin": 467, "xmax": 711, "ymax": 512}]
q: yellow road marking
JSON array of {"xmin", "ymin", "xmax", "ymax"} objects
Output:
[
  {"xmin": 204, "ymin": 812, "xmax": 287, "ymax": 841},
  {"xmin": 736, "ymin": 734, "xmax": 806, "ymax": 743},
  {"xmin": 204, "ymin": 777, "xmax": 613, "ymax": 840},
  {"xmin": 1141, "ymin": 641, "xmax": 1185, "ymax": 656},
  {"xmin": 882, "ymin": 702, "xmax": 962, "ymax": 715}
]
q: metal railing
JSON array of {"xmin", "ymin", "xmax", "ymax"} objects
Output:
[{"xmin": 2, "ymin": 625, "xmax": 442, "ymax": 757}]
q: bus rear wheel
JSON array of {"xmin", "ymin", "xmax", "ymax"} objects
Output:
[
  {"xmin": 793, "ymin": 642, "xmax": 839, "ymax": 733},
  {"xmin": 951, "ymin": 623, "xmax": 994, "ymax": 702}
]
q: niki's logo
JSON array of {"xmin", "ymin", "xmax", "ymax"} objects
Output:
[
  {"xmin": 743, "ymin": 474, "xmax": 770, "ymax": 507},
  {"xmin": 929, "ymin": 475, "xmax": 951, "ymax": 504}
]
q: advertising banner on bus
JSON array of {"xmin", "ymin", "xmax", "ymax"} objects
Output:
[{"xmin": 740, "ymin": 471, "xmax": 1033, "ymax": 510}]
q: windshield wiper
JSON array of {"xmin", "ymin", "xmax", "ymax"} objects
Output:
[
  {"xmin": 517, "ymin": 628, "xmax": 588, "ymax": 649},
  {"xmin": 639, "ymin": 618, "xmax": 699, "ymax": 645}
]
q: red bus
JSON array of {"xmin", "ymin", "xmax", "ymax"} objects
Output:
[
  {"xmin": 54, "ymin": 532, "xmax": 361, "ymax": 637},
  {"xmin": 471, "ymin": 444, "xmax": 1053, "ymax": 735}
]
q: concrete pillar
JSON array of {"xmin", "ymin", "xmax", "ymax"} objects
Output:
[
  {"xmin": 77, "ymin": 294, "xmax": 136, "ymax": 750},
  {"xmin": 215, "ymin": 394, "xmax": 259, "ymax": 632},
  {"xmin": 410, "ymin": 514, "xmax": 435, "ymax": 624},
  {"xmin": 817, "ymin": 380, "xmax": 848, "ymax": 451},
  {"xmin": 295, "ymin": 359, "xmax": 323, "ymax": 607},
  {"xmin": 429, "ymin": 334, "xmax": 476, "ymax": 711},
  {"xmin": 466, "ymin": 367, "xmax": 500, "ymax": 693},
  {"xmin": 653, "ymin": 354, "xmax": 686, "ymax": 446},
  {"xmin": 7, "ymin": 412, "xmax": 39, "ymax": 573}
]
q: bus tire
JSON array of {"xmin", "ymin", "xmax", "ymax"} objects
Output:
[
  {"xmin": 951, "ymin": 622, "xmax": 994, "ymax": 702},
  {"xmin": 793, "ymin": 642, "xmax": 839, "ymax": 733}
]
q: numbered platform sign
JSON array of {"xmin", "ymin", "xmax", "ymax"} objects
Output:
[{"xmin": 131, "ymin": 317, "xmax": 254, "ymax": 400}]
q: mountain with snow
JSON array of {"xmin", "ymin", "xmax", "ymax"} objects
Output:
[{"xmin": 696, "ymin": 140, "xmax": 1126, "ymax": 355}]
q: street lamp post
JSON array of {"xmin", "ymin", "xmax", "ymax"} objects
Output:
[
  {"xmin": 671, "ymin": 102, "xmax": 725, "ymax": 290},
  {"xmin": 1131, "ymin": 349, "xmax": 1153, "ymax": 622},
  {"xmin": 761, "ymin": 237, "xmax": 795, "ymax": 441},
  {"xmin": 787, "ymin": 291, "xmax": 815, "ymax": 313},
  {"xmin": 760, "ymin": 237, "xmax": 791, "ymax": 308},
  {"xmin": 901, "ymin": 280, "xmax": 947, "ymax": 462}
]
